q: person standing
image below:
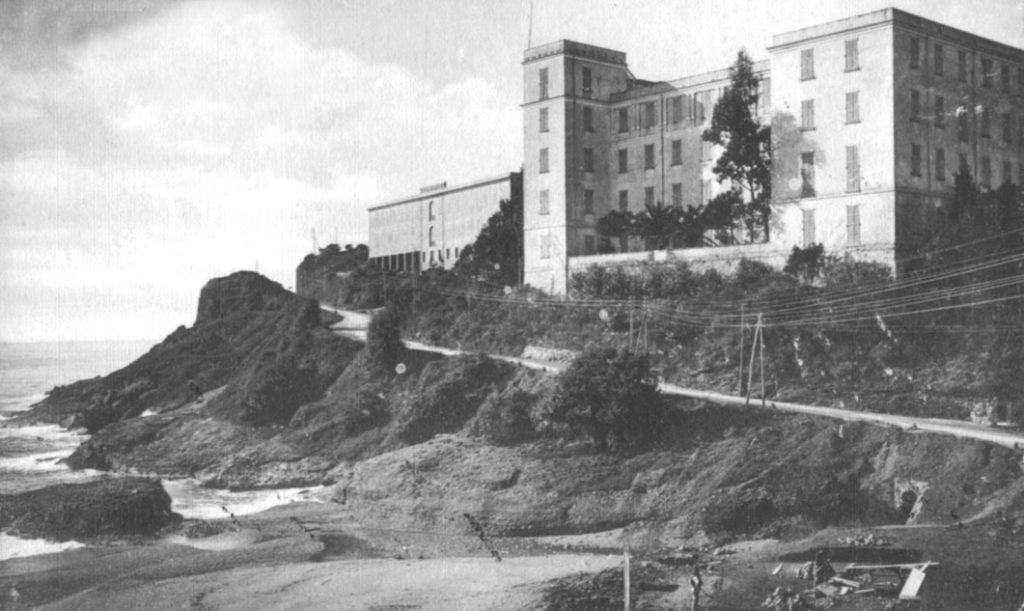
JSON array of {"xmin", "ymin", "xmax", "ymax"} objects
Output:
[{"xmin": 689, "ymin": 564, "xmax": 703, "ymax": 611}]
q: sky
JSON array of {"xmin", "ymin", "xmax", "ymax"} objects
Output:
[{"xmin": 1, "ymin": 0, "xmax": 1022, "ymax": 342}]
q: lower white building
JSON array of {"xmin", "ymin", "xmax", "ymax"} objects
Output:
[{"xmin": 367, "ymin": 172, "xmax": 522, "ymax": 272}]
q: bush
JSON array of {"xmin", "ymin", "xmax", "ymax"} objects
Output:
[
  {"xmin": 545, "ymin": 348, "xmax": 659, "ymax": 452},
  {"xmin": 469, "ymin": 388, "xmax": 537, "ymax": 445},
  {"xmin": 367, "ymin": 305, "xmax": 404, "ymax": 373},
  {"xmin": 784, "ymin": 243, "xmax": 825, "ymax": 282}
]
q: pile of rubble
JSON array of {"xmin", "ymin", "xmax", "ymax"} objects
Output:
[{"xmin": 764, "ymin": 548, "xmax": 937, "ymax": 609}]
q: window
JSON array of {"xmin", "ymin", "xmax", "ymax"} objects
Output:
[
  {"xmin": 981, "ymin": 156, "xmax": 992, "ymax": 187},
  {"xmin": 701, "ymin": 139, "xmax": 714, "ymax": 161},
  {"xmin": 935, "ymin": 95, "xmax": 945, "ymax": 127},
  {"xmin": 618, "ymin": 189, "xmax": 629, "ymax": 212},
  {"xmin": 958, "ymin": 109, "xmax": 969, "ymax": 141},
  {"xmin": 846, "ymin": 205, "xmax": 861, "ymax": 246},
  {"xmin": 800, "ymin": 152, "xmax": 815, "ymax": 197},
  {"xmin": 846, "ymin": 145, "xmax": 860, "ymax": 192},
  {"xmin": 909, "ymin": 37, "xmax": 921, "ymax": 69},
  {"xmin": 1002, "ymin": 113, "xmax": 1012, "ymax": 143},
  {"xmin": 934, "ymin": 44, "xmax": 944, "ymax": 76},
  {"xmin": 1003, "ymin": 160, "xmax": 1012, "ymax": 185},
  {"xmin": 981, "ymin": 109, "xmax": 990, "ymax": 138},
  {"xmin": 801, "ymin": 99, "xmax": 815, "ymax": 130},
  {"xmin": 618, "ymin": 108, "xmax": 629, "ymax": 133},
  {"xmin": 802, "ymin": 208, "xmax": 816, "ymax": 246},
  {"xmin": 583, "ymin": 106, "xmax": 593, "ymax": 132},
  {"xmin": 671, "ymin": 139, "xmax": 682, "ymax": 166},
  {"xmin": 583, "ymin": 189, "xmax": 594, "ymax": 215},
  {"xmin": 539, "ymin": 67, "xmax": 549, "ymax": 99},
  {"xmin": 583, "ymin": 147, "xmax": 594, "ymax": 173},
  {"xmin": 644, "ymin": 101, "xmax": 657, "ymax": 129},
  {"xmin": 539, "ymin": 107, "xmax": 549, "ymax": 132},
  {"xmin": 982, "ymin": 58, "xmax": 993, "ymax": 88},
  {"xmin": 429, "ymin": 250, "xmax": 434, "ymax": 265},
  {"xmin": 845, "ymin": 91, "xmax": 860, "ymax": 123},
  {"xmin": 911, "ymin": 144, "xmax": 922, "ymax": 177},
  {"xmin": 644, "ymin": 144, "xmax": 655, "ymax": 170},
  {"xmin": 670, "ymin": 96, "xmax": 684, "ymax": 124},
  {"xmin": 539, "ymin": 189, "xmax": 550, "ymax": 215},
  {"xmin": 672, "ymin": 183, "xmax": 682, "ymax": 207},
  {"xmin": 701, "ymin": 179, "xmax": 713, "ymax": 205},
  {"xmin": 618, "ymin": 148, "xmax": 628, "ymax": 173},
  {"xmin": 800, "ymin": 48, "xmax": 814, "ymax": 80},
  {"xmin": 910, "ymin": 90, "xmax": 921, "ymax": 122},
  {"xmin": 1001, "ymin": 65, "xmax": 1010, "ymax": 91},
  {"xmin": 428, "ymin": 200, "xmax": 435, "ymax": 220},
  {"xmin": 540, "ymin": 233, "xmax": 551, "ymax": 259},
  {"xmin": 429, "ymin": 226, "xmax": 435, "ymax": 246},
  {"xmin": 582, "ymin": 67, "xmax": 592, "ymax": 96},
  {"xmin": 958, "ymin": 50, "xmax": 968, "ymax": 82},
  {"xmin": 539, "ymin": 148, "xmax": 549, "ymax": 173},
  {"xmin": 845, "ymin": 39, "xmax": 859, "ymax": 71},
  {"xmin": 644, "ymin": 186, "xmax": 655, "ymax": 207},
  {"xmin": 583, "ymin": 235, "xmax": 595, "ymax": 254},
  {"xmin": 936, "ymin": 148, "xmax": 946, "ymax": 182}
]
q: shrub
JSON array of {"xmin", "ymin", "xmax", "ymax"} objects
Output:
[
  {"xmin": 469, "ymin": 388, "xmax": 537, "ymax": 445},
  {"xmin": 783, "ymin": 243, "xmax": 825, "ymax": 282},
  {"xmin": 545, "ymin": 348, "xmax": 659, "ymax": 452},
  {"xmin": 366, "ymin": 305, "xmax": 404, "ymax": 373}
]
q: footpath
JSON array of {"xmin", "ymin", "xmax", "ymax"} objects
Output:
[{"xmin": 325, "ymin": 307, "xmax": 1024, "ymax": 451}]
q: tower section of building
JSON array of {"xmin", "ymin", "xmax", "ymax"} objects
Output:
[{"xmin": 522, "ymin": 41, "xmax": 630, "ymax": 295}]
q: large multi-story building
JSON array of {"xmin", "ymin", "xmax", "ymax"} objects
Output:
[
  {"xmin": 523, "ymin": 8, "xmax": 1024, "ymax": 293},
  {"xmin": 367, "ymin": 172, "xmax": 522, "ymax": 272}
]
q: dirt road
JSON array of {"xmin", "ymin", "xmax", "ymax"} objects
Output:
[{"xmin": 326, "ymin": 306, "xmax": 1024, "ymax": 450}]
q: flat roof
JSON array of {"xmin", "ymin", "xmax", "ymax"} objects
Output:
[
  {"xmin": 523, "ymin": 39, "xmax": 628, "ymax": 66},
  {"xmin": 368, "ymin": 172, "xmax": 518, "ymax": 212},
  {"xmin": 770, "ymin": 7, "xmax": 1024, "ymax": 60},
  {"xmin": 610, "ymin": 60, "xmax": 770, "ymax": 102}
]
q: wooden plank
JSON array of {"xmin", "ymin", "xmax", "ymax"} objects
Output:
[
  {"xmin": 846, "ymin": 562, "xmax": 938, "ymax": 571},
  {"xmin": 899, "ymin": 567, "xmax": 927, "ymax": 600}
]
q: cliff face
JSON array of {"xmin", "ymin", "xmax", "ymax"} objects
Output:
[{"xmin": 31, "ymin": 271, "xmax": 350, "ymax": 433}]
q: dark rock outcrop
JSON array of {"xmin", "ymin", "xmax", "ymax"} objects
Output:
[{"xmin": 0, "ymin": 477, "xmax": 179, "ymax": 541}]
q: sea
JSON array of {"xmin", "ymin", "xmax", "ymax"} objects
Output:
[{"xmin": 0, "ymin": 340, "xmax": 321, "ymax": 561}]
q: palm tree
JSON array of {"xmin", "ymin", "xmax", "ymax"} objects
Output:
[{"xmin": 631, "ymin": 202, "xmax": 684, "ymax": 250}]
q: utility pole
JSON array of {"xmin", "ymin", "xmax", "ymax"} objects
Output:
[
  {"xmin": 745, "ymin": 316, "xmax": 761, "ymax": 408},
  {"xmin": 738, "ymin": 304, "xmax": 746, "ymax": 394},
  {"xmin": 758, "ymin": 313, "xmax": 766, "ymax": 407}
]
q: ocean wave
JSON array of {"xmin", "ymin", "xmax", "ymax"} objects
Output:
[
  {"xmin": 0, "ymin": 532, "xmax": 86, "ymax": 561},
  {"xmin": 162, "ymin": 479, "xmax": 325, "ymax": 520}
]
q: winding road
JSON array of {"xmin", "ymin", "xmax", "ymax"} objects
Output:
[{"xmin": 325, "ymin": 306, "xmax": 1024, "ymax": 451}]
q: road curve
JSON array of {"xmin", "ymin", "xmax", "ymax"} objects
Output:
[{"xmin": 325, "ymin": 307, "xmax": 1024, "ymax": 451}]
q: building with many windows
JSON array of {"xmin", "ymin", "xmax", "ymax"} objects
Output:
[
  {"xmin": 367, "ymin": 172, "xmax": 522, "ymax": 272},
  {"xmin": 522, "ymin": 8, "xmax": 1024, "ymax": 294}
]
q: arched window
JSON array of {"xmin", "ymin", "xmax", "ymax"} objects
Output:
[{"xmin": 428, "ymin": 200, "xmax": 435, "ymax": 220}]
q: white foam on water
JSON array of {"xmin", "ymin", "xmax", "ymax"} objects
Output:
[
  {"xmin": 0, "ymin": 532, "xmax": 85, "ymax": 561},
  {"xmin": 163, "ymin": 479, "xmax": 325, "ymax": 520},
  {"xmin": 139, "ymin": 409, "xmax": 159, "ymax": 417}
]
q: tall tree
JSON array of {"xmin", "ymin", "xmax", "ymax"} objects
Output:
[
  {"xmin": 596, "ymin": 209, "xmax": 633, "ymax": 252},
  {"xmin": 454, "ymin": 192, "xmax": 523, "ymax": 287},
  {"xmin": 703, "ymin": 50, "xmax": 772, "ymax": 243},
  {"xmin": 631, "ymin": 201, "xmax": 683, "ymax": 250}
]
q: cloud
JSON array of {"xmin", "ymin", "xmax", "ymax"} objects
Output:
[{"xmin": 0, "ymin": 0, "xmax": 520, "ymax": 341}]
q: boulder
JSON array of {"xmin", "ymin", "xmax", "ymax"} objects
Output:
[{"xmin": 0, "ymin": 477, "xmax": 179, "ymax": 541}]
